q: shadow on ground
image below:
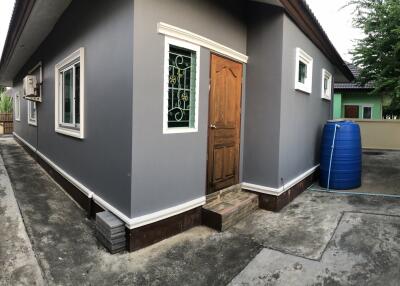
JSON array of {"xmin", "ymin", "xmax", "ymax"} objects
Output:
[{"xmin": 1, "ymin": 138, "xmax": 400, "ymax": 286}]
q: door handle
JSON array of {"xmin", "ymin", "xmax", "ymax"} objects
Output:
[{"xmin": 210, "ymin": 124, "xmax": 217, "ymax": 129}]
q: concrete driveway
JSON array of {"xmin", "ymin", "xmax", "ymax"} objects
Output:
[{"xmin": 1, "ymin": 137, "xmax": 400, "ymax": 286}]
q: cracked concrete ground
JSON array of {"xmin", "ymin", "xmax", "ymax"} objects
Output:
[
  {"xmin": 0, "ymin": 137, "xmax": 400, "ymax": 286},
  {"xmin": 0, "ymin": 139, "xmax": 44, "ymax": 286}
]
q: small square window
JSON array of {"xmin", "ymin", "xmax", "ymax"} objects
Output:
[
  {"xmin": 295, "ymin": 48, "xmax": 313, "ymax": 94},
  {"xmin": 321, "ymin": 69, "xmax": 332, "ymax": 100},
  {"xmin": 163, "ymin": 37, "xmax": 200, "ymax": 134},
  {"xmin": 55, "ymin": 48, "xmax": 84, "ymax": 139},
  {"xmin": 363, "ymin": 106, "xmax": 372, "ymax": 119}
]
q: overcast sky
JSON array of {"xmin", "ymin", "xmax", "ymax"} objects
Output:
[
  {"xmin": 0, "ymin": 0, "xmax": 363, "ymax": 62},
  {"xmin": 306, "ymin": 0, "xmax": 364, "ymax": 62}
]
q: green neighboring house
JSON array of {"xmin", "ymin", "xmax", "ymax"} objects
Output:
[{"xmin": 334, "ymin": 63, "xmax": 382, "ymax": 120}]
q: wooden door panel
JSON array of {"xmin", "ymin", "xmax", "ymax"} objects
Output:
[
  {"xmin": 224, "ymin": 146, "xmax": 236, "ymax": 178},
  {"xmin": 213, "ymin": 129, "xmax": 236, "ymax": 146},
  {"xmin": 213, "ymin": 148, "xmax": 224, "ymax": 181},
  {"xmin": 225, "ymin": 73, "xmax": 238, "ymax": 126},
  {"xmin": 207, "ymin": 54, "xmax": 243, "ymax": 194}
]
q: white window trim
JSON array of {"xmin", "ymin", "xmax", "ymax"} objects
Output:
[
  {"xmin": 14, "ymin": 92, "xmax": 20, "ymax": 121},
  {"xmin": 321, "ymin": 68, "xmax": 332, "ymax": 100},
  {"xmin": 27, "ymin": 101, "xmax": 37, "ymax": 126},
  {"xmin": 54, "ymin": 48, "xmax": 85, "ymax": 139},
  {"xmin": 295, "ymin": 48, "xmax": 313, "ymax": 94},
  {"xmin": 362, "ymin": 105, "xmax": 373, "ymax": 119},
  {"xmin": 163, "ymin": 36, "xmax": 200, "ymax": 134}
]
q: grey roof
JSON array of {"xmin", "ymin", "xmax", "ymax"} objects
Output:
[{"xmin": 334, "ymin": 63, "xmax": 374, "ymax": 90}]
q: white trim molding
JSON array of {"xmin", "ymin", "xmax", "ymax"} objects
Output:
[
  {"xmin": 54, "ymin": 48, "xmax": 85, "ymax": 139},
  {"xmin": 157, "ymin": 22, "xmax": 248, "ymax": 63},
  {"xmin": 242, "ymin": 165, "xmax": 319, "ymax": 196},
  {"xmin": 126, "ymin": 197, "xmax": 205, "ymax": 229},
  {"xmin": 13, "ymin": 132, "xmax": 206, "ymax": 229},
  {"xmin": 321, "ymin": 68, "xmax": 332, "ymax": 100},
  {"xmin": 295, "ymin": 47, "xmax": 313, "ymax": 94},
  {"xmin": 27, "ymin": 101, "xmax": 38, "ymax": 126},
  {"xmin": 13, "ymin": 132, "xmax": 93, "ymax": 197}
]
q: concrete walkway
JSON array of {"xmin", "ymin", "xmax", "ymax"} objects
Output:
[
  {"xmin": 1, "ymin": 137, "xmax": 400, "ymax": 286},
  {"xmin": 310, "ymin": 149, "xmax": 400, "ymax": 196},
  {"xmin": 0, "ymin": 138, "xmax": 44, "ymax": 286}
]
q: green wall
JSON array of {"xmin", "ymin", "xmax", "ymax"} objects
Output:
[{"xmin": 333, "ymin": 91, "xmax": 382, "ymax": 120}]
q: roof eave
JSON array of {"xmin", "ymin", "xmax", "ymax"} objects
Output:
[
  {"xmin": 0, "ymin": 0, "xmax": 72, "ymax": 86},
  {"xmin": 279, "ymin": 0, "xmax": 354, "ymax": 81}
]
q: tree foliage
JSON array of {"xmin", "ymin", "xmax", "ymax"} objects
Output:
[
  {"xmin": 349, "ymin": 0, "xmax": 400, "ymax": 99},
  {"xmin": 0, "ymin": 86, "xmax": 12, "ymax": 113}
]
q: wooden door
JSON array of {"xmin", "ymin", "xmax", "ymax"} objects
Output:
[
  {"xmin": 207, "ymin": 54, "xmax": 243, "ymax": 194},
  {"xmin": 344, "ymin": 105, "xmax": 359, "ymax": 118}
]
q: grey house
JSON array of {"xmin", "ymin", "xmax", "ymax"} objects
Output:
[{"xmin": 0, "ymin": 0, "xmax": 352, "ymax": 251}]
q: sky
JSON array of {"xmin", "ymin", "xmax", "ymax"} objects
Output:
[
  {"xmin": 306, "ymin": 0, "xmax": 364, "ymax": 62},
  {"xmin": 0, "ymin": 0, "xmax": 363, "ymax": 62}
]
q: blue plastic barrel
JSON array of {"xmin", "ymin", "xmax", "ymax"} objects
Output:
[{"xmin": 320, "ymin": 121, "xmax": 362, "ymax": 190}]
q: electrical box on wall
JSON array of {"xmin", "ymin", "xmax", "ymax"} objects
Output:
[{"xmin": 23, "ymin": 75, "xmax": 42, "ymax": 102}]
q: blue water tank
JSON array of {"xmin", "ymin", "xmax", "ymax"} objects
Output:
[{"xmin": 320, "ymin": 121, "xmax": 362, "ymax": 189}]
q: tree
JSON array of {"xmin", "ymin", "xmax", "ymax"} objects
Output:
[
  {"xmin": 349, "ymin": 0, "xmax": 400, "ymax": 99},
  {"xmin": 0, "ymin": 86, "xmax": 13, "ymax": 113}
]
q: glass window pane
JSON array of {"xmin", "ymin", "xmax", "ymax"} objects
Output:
[
  {"xmin": 363, "ymin": 107, "xmax": 372, "ymax": 119},
  {"xmin": 30, "ymin": 102, "xmax": 36, "ymax": 120},
  {"xmin": 63, "ymin": 69, "xmax": 73, "ymax": 124},
  {"xmin": 75, "ymin": 63, "xmax": 80, "ymax": 125},
  {"xmin": 167, "ymin": 45, "xmax": 196, "ymax": 128},
  {"xmin": 298, "ymin": 61, "xmax": 307, "ymax": 83},
  {"xmin": 324, "ymin": 77, "xmax": 328, "ymax": 92}
]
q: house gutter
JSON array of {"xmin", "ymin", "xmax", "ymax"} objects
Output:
[{"xmin": 279, "ymin": 0, "xmax": 354, "ymax": 81}]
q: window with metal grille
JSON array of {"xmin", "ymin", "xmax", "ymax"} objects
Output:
[{"xmin": 163, "ymin": 37, "xmax": 199, "ymax": 134}]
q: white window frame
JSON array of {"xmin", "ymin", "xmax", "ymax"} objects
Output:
[
  {"xmin": 321, "ymin": 68, "xmax": 333, "ymax": 100},
  {"xmin": 362, "ymin": 105, "xmax": 373, "ymax": 119},
  {"xmin": 27, "ymin": 62, "xmax": 42, "ymax": 126},
  {"xmin": 28, "ymin": 101, "xmax": 37, "ymax": 126},
  {"xmin": 54, "ymin": 48, "xmax": 85, "ymax": 139},
  {"xmin": 14, "ymin": 92, "xmax": 20, "ymax": 121},
  {"xmin": 295, "ymin": 48, "xmax": 313, "ymax": 94},
  {"xmin": 163, "ymin": 36, "xmax": 200, "ymax": 134}
]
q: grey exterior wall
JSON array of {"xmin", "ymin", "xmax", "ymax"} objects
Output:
[
  {"xmin": 278, "ymin": 14, "xmax": 334, "ymax": 184},
  {"xmin": 243, "ymin": 3, "xmax": 284, "ymax": 188},
  {"xmin": 12, "ymin": 0, "xmax": 134, "ymax": 216},
  {"xmin": 131, "ymin": 0, "xmax": 247, "ymax": 217}
]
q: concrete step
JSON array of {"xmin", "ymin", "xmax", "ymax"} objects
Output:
[{"xmin": 202, "ymin": 189, "xmax": 259, "ymax": 231}]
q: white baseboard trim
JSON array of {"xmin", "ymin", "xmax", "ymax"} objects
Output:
[
  {"xmin": 13, "ymin": 132, "xmax": 93, "ymax": 198},
  {"xmin": 13, "ymin": 132, "xmax": 205, "ymax": 229},
  {"xmin": 242, "ymin": 165, "xmax": 319, "ymax": 196},
  {"xmin": 125, "ymin": 196, "xmax": 205, "ymax": 229}
]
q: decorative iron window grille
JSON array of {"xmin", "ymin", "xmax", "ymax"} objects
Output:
[{"xmin": 167, "ymin": 45, "xmax": 197, "ymax": 128}]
